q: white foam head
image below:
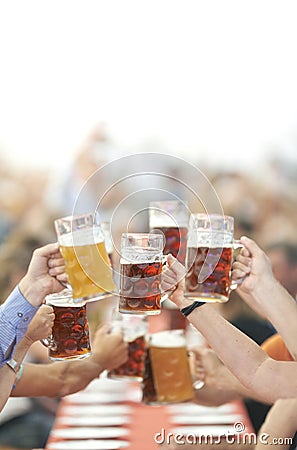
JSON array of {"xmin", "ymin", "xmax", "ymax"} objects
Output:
[
  {"xmin": 45, "ymin": 290, "xmax": 85, "ymax": 307},
  {"xmin": 120, "ymin": 246, "xmax": 162, "ymax": 264},
  {"xmin": 150, "ymin": 330, "xmax": 186, "ymax": 348},
  {"xmin": 59, "ymin": 227, "xmax": 104, "ymax": 247}
]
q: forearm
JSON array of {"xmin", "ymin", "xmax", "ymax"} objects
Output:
[
  {"xmin": 0, "ymin": 336, "xmax": 31, "ymax": 411},
  {"xmin": 189, "ymin": 305, "xmax": 267, "ymax": 384},
  {"xmin": 254, "ymin": 399, "xmax": 297, "ymax": 450},
  {"xmin": 194, "ymin": 385, "xmax": 240, "ymax": 406},
  {"xmin": 249, "ymin": 281, "xmax": 297, "ymax": 360},
  {"xmin": 13, "ymin": 355, "xmax": 104, "ymax": 397}
]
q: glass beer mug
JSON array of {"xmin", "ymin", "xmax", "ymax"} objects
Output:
[
  {"xmin": 142, "ymin": 330, "xmax": 194, "ymax": 404},
  {"xmin": 42, "ymin": 290, "xmax": 92, "ymax": 361},
  {"xmin": 119, "ymin": 233, "xmax": 165, "ymax": 315},
  {"xmin": 55, "ymin": 213, "xmax": 116, "ymax": 303},
  {"xmin": 185, "ymin": 213, "xmax": 242, "ymax": 303},
  {"xmin": 108, "ymin": 311, "xmax": 148, "ymax": 381},
  {"xmin": 149, "ymin": 200, "xmax": 189, "ymax": 264}
]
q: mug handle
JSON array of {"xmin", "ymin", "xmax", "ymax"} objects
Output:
[
  {"xmin": 40, "ymin": 336, "xmax": 57, "ymax": 352},
  {"xmin": 188, "ymin": 350, "xmax": 205, "ymax": 390},
  {"xmin": 230, "ymin": 240, "xmax": 244, "ymax": 290},
  {"xmin": 160, "ymin": 255, "xmax": 178, "ymax": 302}
]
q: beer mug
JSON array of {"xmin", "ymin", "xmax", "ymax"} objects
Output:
[
  {"xmin": 142, "ymin": 330, "xmax": 194, "ymax": 404},
  {"xmin": 119, "ymin": 233, "xmax": 165, "ymax": 315},
  {"xmin": 108, "ymin": 312, "xmax": 148, "ymax": 381},
  {"xmin": 149, "ymin": 200, "xmax": 189, "ymax": 264},
  {"xmin": 185, "ymin": 213, "xmax": 242, "ymax": 303},
  {"xmin": 55, "ymin": 213, "xmax": 116, "ymax": 303},
  {"xmin": 42, "ymin": 290, "xmax": 92, "ymax": 361},
  {"xmin": 101, "ymin": 221, "xmax": 114, "ymax": 267}
]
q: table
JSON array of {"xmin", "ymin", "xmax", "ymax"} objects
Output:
[{"xmin": 45, "ymin": 377, "xmax": 254, "ymax": 450}]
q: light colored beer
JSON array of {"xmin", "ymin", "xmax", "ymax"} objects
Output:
[
  {"xmin": 142, "ymin": 331, "xmax": 194, "ymax": 404},
  {"xmin": 60, "ymin": 229, "xmax": 115, "ymax": 300}
]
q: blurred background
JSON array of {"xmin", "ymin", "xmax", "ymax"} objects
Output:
[
  {"xmin": 1, "ymin": 2, "xmax": 297, "ymax": 447},
  {"xmin": 0, "ymin": 0, "xmax": 297, "ymax": 246}
]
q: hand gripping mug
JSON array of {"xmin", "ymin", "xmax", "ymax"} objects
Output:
[
  {"xmin": 119, "ymin": 233, "xmax": 166, "ymax": 315},
  {"xmin": 185, "ymin": 213, "xmax": 242, "ymax": 303},
  {"xmin": 42, "ymin": 290, "xmax": 92, "ymax": 361},
  {"xmin": 54, "ymin": 213, "xmax": 116, "ymax": 303},
  {"xmin": 108, "ymin": 311, "xmax": 148, "ymax": 381},
  {"xmin": 142, "ymin": 330, "xmax": 194, "ymax": 404}
]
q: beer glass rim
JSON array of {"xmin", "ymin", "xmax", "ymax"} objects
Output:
[
  {"xmin": 122, "ymin": 232, "xmax": 161, "ymax": 238},
  {"xmin": 190, "ymin": 213, "xmax": 234, "ymax": 221},
  {"xmin": 45, "ymin": 289, "xmax": 85, "ymax": 306},
  {"xmin": 54, "ymin": 213, "xmax": 97, "ymax": 224},
  {"xmin": 149, "ymin": 200, "xmax": 188, "ymax": 207}
]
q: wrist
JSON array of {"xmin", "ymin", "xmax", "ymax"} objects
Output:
[
  {"xmin": 251, "ymin": 277, "xmax": 283, "ymax": 311},
  {"xmin": 89, "ymin": 353, "xmax": 105, "ymax": 376},
  {"xmin": 19, "ymin": 276, "xmax": 47, "ymax": 307},
  {"xmin": 180, "ymin": 300, "xmax": 206, "ymax": 317}
]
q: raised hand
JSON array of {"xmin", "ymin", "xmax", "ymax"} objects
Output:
[
  {"xmin": 19, "ymin": 243, "xmax": 67, "ymax": 307},
  {"xmin": 91, "ymin": 324, "xmax": 128, "ymax": 372}
]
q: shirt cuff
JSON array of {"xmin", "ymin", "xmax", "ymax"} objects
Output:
[{"xmin": 0, "ymin": 286, "xmax": 39, "ymax": 366}]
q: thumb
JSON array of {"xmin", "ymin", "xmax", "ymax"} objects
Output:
[
  {"xmin": 167, "ymin": 254, "xmax": 186, "ymax": 278},
  {"xmin": 96, "ymin": 323, "xmax": 111, "ymax": 336}
]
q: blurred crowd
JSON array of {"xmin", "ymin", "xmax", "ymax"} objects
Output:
[{"xmin": 0, "ymin": 124, "xmax": 297, "ymax": 250}]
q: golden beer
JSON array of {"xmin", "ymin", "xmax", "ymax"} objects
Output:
[
  {"xmin": 60, "ymin": 239, "xmax": 116, "ymax": 300},
  {"xmin": 142, "ymin": 330, "xmax": 194, "ymax": 404}
]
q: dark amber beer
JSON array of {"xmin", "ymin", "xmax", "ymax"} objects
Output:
[
  {"xmin": 152, "ymin": 227, "xmax": 188, "ymax": 264},
  {"xmin": 109, "ymin": 335, "xmax": 146, "ymax": 380},
  {"xmin": 119, "ymin": 261, "xmax": 162, "ymax": 314},
  {"xmin": 186, "ymin": 246, "xmax": 233, "ymax": 302},
  {"xmin": 44, "ymin": 291, "xmax": 91, "ymax": 361},
  {"xmin": 185, "ymin": 214, "xmax": 241, "ymax": 303},
  {"xmin": 119, "ymin": 233, "xmax": 165, "ymax": 315},
  {"xmin": 149, "ymin": 200, "xmax": 189, "ymax": 264}
]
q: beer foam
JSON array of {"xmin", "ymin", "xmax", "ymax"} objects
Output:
[
  {"xmin": 120, "ymin": 247, "xmax": 162, "ymax": 264},
  {"xmin": 150, "ymin": 216, "xmax": 178, "ymax": 228},
  {"xmin": 58, "ymin": 228, "xmax": 104, "ymax": 246},
  {"xmin": 45, "ymin": 290, "xmax": 85, "ymax": 307},
  {"xmin": 150, "ymin": 330, "xmax": 185, "ymax": 348},
  {"xmin": 48, "ymin": 301, "xmax": 84, "ymax": 308}
]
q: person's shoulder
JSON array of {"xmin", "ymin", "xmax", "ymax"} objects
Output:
[{"xmin": 261, "ymin": 333, "xmax": 294, "ymax": 361}]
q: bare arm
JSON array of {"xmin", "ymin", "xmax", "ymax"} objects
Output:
[
  {"xmin": 233, "ymin": 237, "xmax": 297, "ymax": 360},
  {"xmin": 0, "ymin": 305, "xmax": 54, "ymax": 411},
  {"xmin": 163, "ymin": 255, "xmax": 297, "ymax": 403},
  {"xmin": 192, "ymin": 347, "xmax": 271, "ymax": 405},
  {"xmin": 255, "ymin": 398, "xmax": 297, "ymax": 450},
  {"xmin": 12, "ymin": 325, "xmax": 128, "ymax": 398}
]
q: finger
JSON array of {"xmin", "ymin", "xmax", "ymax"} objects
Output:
[
  {"xmin": 162, "ymin": 272, "xmax": 177, "ymax": 285},
  {"xmin": 167, "ymin": 254, "xmax": 186, "ymax": 278},
  {"xmin": 48, "ymin": 257, "xmax": 65, "ymax": 268},
  {"xmin": 232, "ymin": 261, "xmax": 251, "ymax": 275},
  {"xmin": 49, "ymin": 249, "xmax": 63, "ymax": 259},
  {"xmin": 39, "ymin": 304, "xmax": 54, "ymax": 313},
  {"xmin": 97, "ymin": 323, "xmax": 111, "ymax": 335},
  {"xmin": 236, "ymin": 254, "xmax": 252, "ymax": 267},
  {"xmin": 56, "ymin": 273, "xmax": 68, "ymax": 283},
  {"xmin": 161, "ymin": 281, "xmax": 176, "ymax": 292},
  {"xmin": 35, "ymin": 243, "xmax": 60, "ymax": 257},
  {"xmin": 240, "ymin": 236, "xmax": 263, "ymax": 257},
  {"xmin": 232, "ymin": 268, "xmax": 248, "ymax": 280}
]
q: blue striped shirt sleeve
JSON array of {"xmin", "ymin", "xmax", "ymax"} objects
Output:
[{"xmin": 0, "ymin": 286, "xmax": 39, "ymax": 367}]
